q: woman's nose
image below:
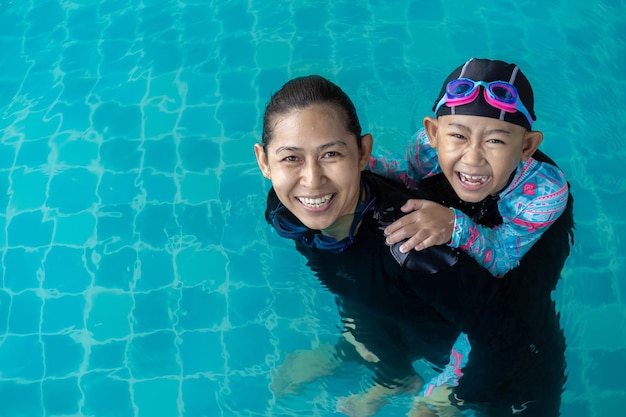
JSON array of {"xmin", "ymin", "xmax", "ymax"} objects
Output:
[{"xmin": 301, "ymin": 160, "xmax": 324, "ymax": 187}]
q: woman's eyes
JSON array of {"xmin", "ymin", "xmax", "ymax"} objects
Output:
[
  {"xmin": 323, "ymin": 151, "xmax": 340, "ymax": 158},
  {"xmin": 279, "ymin": 151, "xmax": 342, "ymax": 163},
  {"xmin": 281, "ymin": 155, "xmax": 300, "ymax": 162}
]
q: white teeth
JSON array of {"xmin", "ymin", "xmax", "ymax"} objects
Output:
[
  {"xmin": 298, "ymin": 194, "xmax": 333, "ymax": 208},
  {"xmin": 459, "ymin": 173, "xmax": 489, "ymax": 184}
]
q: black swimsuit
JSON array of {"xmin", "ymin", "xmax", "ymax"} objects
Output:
[{"xmin": 265, "ymin": 167, "xmax": 574, "ymax": 416}]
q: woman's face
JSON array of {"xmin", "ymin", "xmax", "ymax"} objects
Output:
[{"xmin": 254, "ymin": 104, "xmax": 372, "ymax": 234}]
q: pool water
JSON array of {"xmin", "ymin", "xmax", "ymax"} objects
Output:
[{"xmin": 0, "ymin": 0, "xmax": 624, "ymax": 416}]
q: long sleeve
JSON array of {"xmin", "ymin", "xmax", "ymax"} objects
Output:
[
  {"xmin": 420, "ymin": 332, "xmax": 471, "ymax": 397},
  {"xmin": 369, "ymin": 128, "xmax": 441, "ymax": 189},
  {"xmin": 449, "ymin": 159, "xmax": 570, "ymax": 277}
]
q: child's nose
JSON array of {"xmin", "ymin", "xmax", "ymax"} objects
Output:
[{"xmin": 461, "ymin": 144, "xmax": 485, "ymax": 165}]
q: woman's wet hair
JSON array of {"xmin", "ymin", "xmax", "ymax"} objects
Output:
[{"xmin": 261, "ymin": 75, "xmax": 363, "ymax": 148}]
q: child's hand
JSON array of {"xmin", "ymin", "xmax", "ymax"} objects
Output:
[{"xmin": 384, "ymin": 199, "xmax": 454, "ymax": 253}]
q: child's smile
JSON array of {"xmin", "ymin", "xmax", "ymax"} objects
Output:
[{"xmin": 457, "ymin": 172, "xmax": 492, "ymax": 190}]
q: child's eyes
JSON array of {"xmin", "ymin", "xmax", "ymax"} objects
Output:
[{"xmin": 448, "ymin": 132, "xmax": 506, "ymax": 144}]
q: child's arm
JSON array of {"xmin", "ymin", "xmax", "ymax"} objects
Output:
[
  {"xmin": 368, "ymin": 128, "xmax": 441, "ymax": 189},
  {"xmin": 451, "ymin": 199, "xmax": 567, "ymax": 276},
  {"xmin": 386, "ymin": 163, "xmax": 570, "ymax": 277}
]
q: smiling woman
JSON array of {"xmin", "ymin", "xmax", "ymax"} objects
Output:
[
  {"xmin": 254, "ymin": 75, "xmax": 467, "ymax": 415},
  {"xmin": 253, "ymin": 75, "xmax": 568, "ymax": 417},
  {"xmin": 255, "ymin": 104, "xmax": 371, "ymax": 238},
  {"xmin": 254, "ymin": 75, "xmax": 372, "ymax": 239}
]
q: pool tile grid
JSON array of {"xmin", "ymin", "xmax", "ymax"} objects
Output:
[{"xmin": 1, "ymin": 0, "xmax": 625, "ymax": 416}]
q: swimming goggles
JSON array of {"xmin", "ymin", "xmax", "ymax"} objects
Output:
[{"xmin": 434, "ymin": 78, "xmax": 534, "ymax": 128}]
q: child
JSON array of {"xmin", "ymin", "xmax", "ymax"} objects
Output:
[{"xmin": 370, "ymin": 58, "xmax": 570, "ymax": 277}]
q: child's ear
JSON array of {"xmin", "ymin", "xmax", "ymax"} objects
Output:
[
  {"xmin": 423, "ymin": 117, "xmax": 439, "ymax": 148},
  {"xmin": 521, "ymin": 130, "xmax": 544, "ymax": 161}
]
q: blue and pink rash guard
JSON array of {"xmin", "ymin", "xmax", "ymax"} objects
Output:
[{"xmin": 369, "ymin": 128, "xmax": 570, "ymax": 277}]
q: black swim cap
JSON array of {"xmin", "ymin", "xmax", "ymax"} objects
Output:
[{"xmin": 433, "ymin": 58, "xmax": 536, "ymax": 130}]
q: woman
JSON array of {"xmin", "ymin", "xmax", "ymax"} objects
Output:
[{"xmin": 254, "ymin": 75, "xmax": 569, "ymax": 417}]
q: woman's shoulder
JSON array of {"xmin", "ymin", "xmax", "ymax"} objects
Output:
[{"xmin": 362, "ymin": 170, "xmax": 420, "ymax": 206}]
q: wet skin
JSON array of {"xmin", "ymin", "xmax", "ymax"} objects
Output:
[
  {"xmin": 423, "ymin": 114, "xmax": 542, "ymax": 203},
  {"xmin": 255, "ymin": 104, "xmax": 372, "ymax": 240}
]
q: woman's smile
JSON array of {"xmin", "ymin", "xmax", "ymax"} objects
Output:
[{"xmin": 296, "ymin": 193, "xmax": 336, "ymax": 210}]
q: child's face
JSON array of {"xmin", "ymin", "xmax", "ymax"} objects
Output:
[
  {"xmin": 254, "ymin": 104, "xmax": 372, "ymax": 234},
  {"xmin": 424, "ymin": 114, "xmax": 543, "ymax": 203}
]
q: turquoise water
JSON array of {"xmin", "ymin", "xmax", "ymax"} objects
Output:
[{"xmin": 0, "ymin": 0, "xmax": 624, "ymax": 416}]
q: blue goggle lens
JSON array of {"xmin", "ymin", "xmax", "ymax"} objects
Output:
[{"xmin": 490, "ymin": 84, "xmax": 516, "ymax": 103}]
